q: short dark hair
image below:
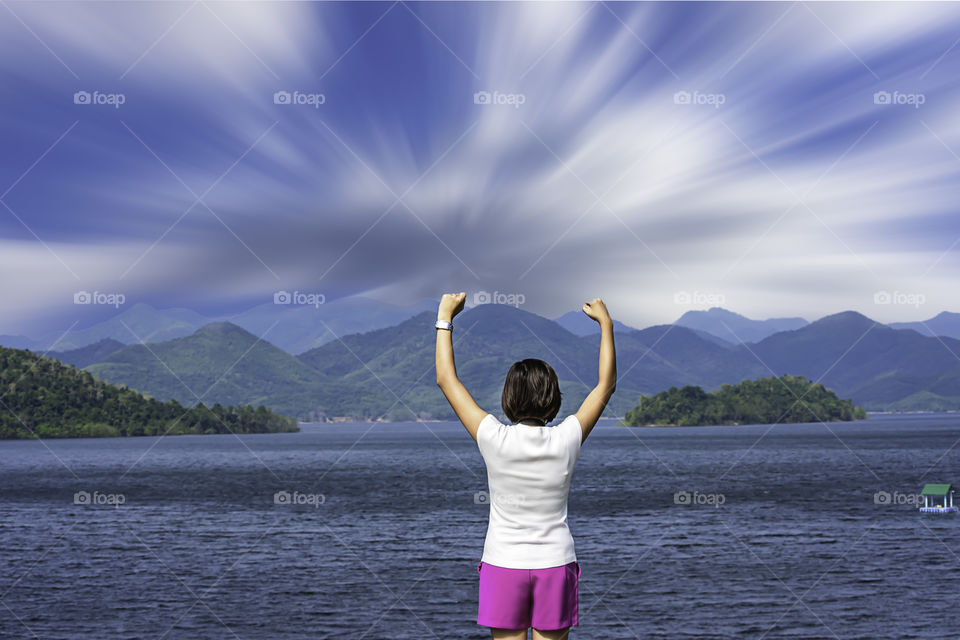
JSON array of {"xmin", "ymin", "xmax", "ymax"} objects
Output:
[{"xmin": 501, "ymin": 359, "xmax": 562, "ymax": 425}]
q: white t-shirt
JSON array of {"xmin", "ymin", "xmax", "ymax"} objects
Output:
[{"xmin": 476, "ymin": 413, "xmax": 582, "ymax": 569}]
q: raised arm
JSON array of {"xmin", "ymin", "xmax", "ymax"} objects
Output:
[
  {"xmin": 435, "ymin": 292, "xmax": 487, "ymax": 441},
  {"xmin": 575, "ymin": 298, "xmax": 617, "ymax": 443}
]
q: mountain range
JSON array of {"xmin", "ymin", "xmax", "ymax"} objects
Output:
[
  {"xmin": 1, "ymin": 304, "xmax": 209, "ymax": 352},
  {"xmin": 888, "ymin": 311, "xmax": 960, "ymax": 339},
  {"xmin": 9, "ymin": 298, "xmax": 960, "ymax": 356},
  {"xmin": 20, "ymin": 303, "xmax": 960, "ymax": 421},
  {"xmin": 673, "ymin": 307, "xmax": 809, "ymax": 344},
  {"xmin": 3, "ymin": 296, "xmax": 439, "ymax": 354}
]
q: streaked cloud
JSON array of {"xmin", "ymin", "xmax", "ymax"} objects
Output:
[{"xmin": 1, "ymin": 2, "xmax": 959, "ymax": 333}]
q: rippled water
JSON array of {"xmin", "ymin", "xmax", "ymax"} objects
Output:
[{"xmin": 2, "ymin": 413, "xmax": 959, "ymax": 639}]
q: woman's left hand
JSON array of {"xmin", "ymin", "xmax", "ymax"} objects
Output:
[{"xmin": 438, "ymin": 292, "xmax": 467, "ymax": 322}]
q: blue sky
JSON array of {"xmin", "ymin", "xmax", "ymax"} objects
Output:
[{"xmin": 1, "ymin": 1, "xmax": 959, "ymax": 334}]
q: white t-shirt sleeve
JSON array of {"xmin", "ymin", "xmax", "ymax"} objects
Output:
[
  {"xmin": 563, "ymin": 414, "xmax": 583, "ymax": 451},
  {"xmin": 476, "ymin": 413, "xmax": 501, "ymax": 455}
]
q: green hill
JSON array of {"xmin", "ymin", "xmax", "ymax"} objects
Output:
[
  {"xmin": 622, "ymin": 375, "xmax": 867, "ymax": 427},
  {"xmin": 0, "ymin": 345, "xmax": 297, "ymax": 439},
  {"xmin": 885, "ymin": 390, "xmax": 960, "ymax": 412},
  {"xmin": 48, "ymin": 338, "xmax": 125, "ymax": 368},
  {"xmin": 84, "ymin": 322, "xmax": 343, "ymax": 417}
]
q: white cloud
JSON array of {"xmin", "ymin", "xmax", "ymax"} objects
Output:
[{"xmin": 1, "ymin": 2, "xmax": 959, "ymax": 333}]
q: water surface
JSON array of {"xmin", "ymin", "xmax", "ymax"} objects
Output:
[{"xmin": 1, "ymin": 413, "xmax": 959, "ymax": 639}]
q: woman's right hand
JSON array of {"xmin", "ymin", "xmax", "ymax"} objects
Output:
[
  {"xmin": 438, "ymin": 292, "xmax": 467, "ymax": 322},
  {"xmin": 582, "ymin": 298, "xmax": 611, "ymax": 324}
]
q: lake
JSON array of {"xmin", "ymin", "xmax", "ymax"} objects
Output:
[{"xmin": 1, "ymin": 413, "xmax": 959, "ymax": 639}]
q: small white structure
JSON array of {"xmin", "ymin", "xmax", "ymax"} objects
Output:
[{"xmin": 920, "ymin": 483, "xmax": 958, "ymax": 514}]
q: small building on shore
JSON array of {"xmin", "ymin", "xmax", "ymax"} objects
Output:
[{"xmin": 920, "ymin": 484, "xmax": 958, "ymax": 514}]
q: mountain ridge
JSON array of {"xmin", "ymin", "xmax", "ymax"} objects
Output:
[
  {"xmin": 674, "ymin": 306, "xmax": 809, "ymax": 344},
  {"xmin": 13, "ymin": 304, "xmax": 960, "ymax": 420}
]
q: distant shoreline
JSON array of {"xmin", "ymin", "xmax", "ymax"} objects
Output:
[
  {"xmin": 297, "ymin": 410, "xmax": 960, "ymax": 426},
  {"xmin": 4, "ymin": 412, "xmax": 955, "ymax": 441},
  {"xmin": 297, "ymin": 416, "xmax": 629, "ymax": 425},
  {"xmin": 866, "ymin": 409, "xmax": 960, "ymax": 414}
]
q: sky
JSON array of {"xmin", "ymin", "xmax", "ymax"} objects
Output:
[{"xmin": 1, "ymin": 1, "xmax": 959, "ymax": 335}]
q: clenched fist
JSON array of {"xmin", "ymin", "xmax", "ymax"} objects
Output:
[
  {"xmin": 438, "ymin": 292, "xmax": 467, "ymax": 322},
  {"xmin": 582, "ymin": 298, "xmax": 611, "ymax": 325}
]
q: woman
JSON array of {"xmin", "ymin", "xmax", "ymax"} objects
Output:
[{"xmin": 435, "ymin": 292, "xmax": 617, "ymax": 639}]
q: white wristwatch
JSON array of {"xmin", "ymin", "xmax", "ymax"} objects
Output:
[{"xmin": 435, "ymin": 319, "xmax": 453, "ymax": 331}]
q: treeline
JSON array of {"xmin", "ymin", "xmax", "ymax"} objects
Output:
[
  {"xmin": 622, "ymin": 375, "xmax": 867, "ymax": 427},
  {"xmin": 0, "ymin": 346, "xmax": 298, "ymax": 439}
]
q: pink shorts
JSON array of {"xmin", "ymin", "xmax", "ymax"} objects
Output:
[{"xmin": 477, "ymin": 560, "xmax": 580, "ymax": 630}]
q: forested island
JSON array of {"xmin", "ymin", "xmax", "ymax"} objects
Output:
[
  {"xmin": 621, "ymin": 375, "xmax": 867, "ymax": 427},
  {"xmin": 0, "ymin": 346, "xmax": 298, "ymax": 439}
]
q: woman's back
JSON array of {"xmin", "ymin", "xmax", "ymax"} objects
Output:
[
  {"xmin": 434, "ymin": 293, "xmax": 615, "ymax": 634},
  {"xmin": 476, "ymin": 413, "xmax": 583, "ymax": 570}
]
